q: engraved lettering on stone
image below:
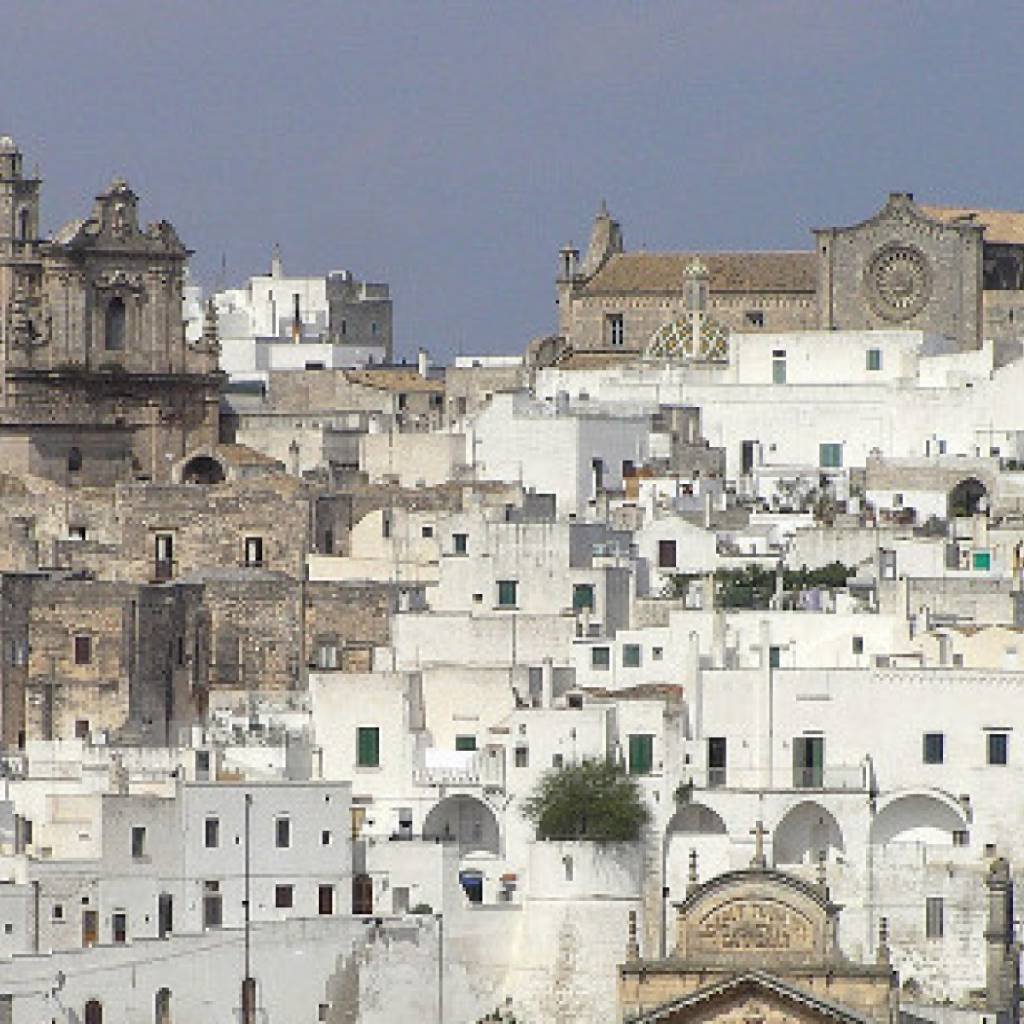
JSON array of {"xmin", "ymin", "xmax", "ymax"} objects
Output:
[{"xmin": 695, "ymin": 901, "xmax": 813, "ymax": 952}]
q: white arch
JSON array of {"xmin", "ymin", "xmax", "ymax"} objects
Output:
[
  {"xmin": 773, "ymin": 800, "xmax": 845, "ymax": 865},
  {"xmin": 870, "ymin": 791, "xmax": 967, "ymax": 847},
  {"xmin": 423, "ymin": 794, "xmax": 500, "ymax": 856}
]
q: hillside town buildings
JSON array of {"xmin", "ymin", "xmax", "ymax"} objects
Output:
[{"xmin": 0, "ymin": 136, "xmax": 1023, "ymax": 1023}]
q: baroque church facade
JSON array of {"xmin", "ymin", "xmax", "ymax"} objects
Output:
[
  {"xmin": 552, "ymin": 193, "xmax": 1024, "ymax": 363},
  {"xmin": 0, "ymin": 136, "xmax": 221, "ymax": 486}
]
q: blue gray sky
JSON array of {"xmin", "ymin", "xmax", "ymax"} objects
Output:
[{"xmin": 3, "ymin": 2, "xmax": 1023, "ymax": 361}]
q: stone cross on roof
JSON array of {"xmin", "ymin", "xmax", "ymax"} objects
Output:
[{"xmin": 750, "ymin": 819, "xmax": 769, "ymax": 870}]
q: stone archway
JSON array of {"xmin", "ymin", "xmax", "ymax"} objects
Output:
[
  {"xmin": 949, "ymin": 476, "xmax": 988, "ymax": 517},
  {"xmin": 182, "ymin": 455, "xmax": 225, "ymax": 485},
  {"xmin": 869, "ymin": 791, "xmax": 966, "ymax": 847},
  {"xmin": 773, "ymin": 801, "xmax": 844, "ymax": 866},
  {"xmin": 423, "ymin": 794, "xmax": 500, "ymax": 855},
  {"xmin": 665, "ymin": 802, "xmax": 730, "ymax": 892}
]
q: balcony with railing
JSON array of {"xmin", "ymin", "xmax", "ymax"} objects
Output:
[{"xmin": 413, "ymin": 746, "xmax": 505, "ymax": 790}]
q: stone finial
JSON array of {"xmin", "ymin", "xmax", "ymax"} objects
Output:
[
  {"xmin": 202, "ymin": 299, "xmax": 220, "ymax": 355},
  {"xmin": 817, "ymin": 848, "xmax": 828, "ymax": 893},
  {"xmin": 687, "ymin": 849, "xmax": 700, "ymax": 895},
  {"xmin": 876, "ymin": 916, "xmax": 890, "ymax": 965},
  {"xmin": 625, "ymin": 909, "xmax": 640, "ymax": 961},
  {"xmin": 750, "ymin": 820, "xmax": 769, "ymax": 870}
]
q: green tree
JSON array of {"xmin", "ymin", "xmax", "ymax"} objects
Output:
[{"xmin": 521, "ymin": 758, "xmax": 650, "ymax": 842}]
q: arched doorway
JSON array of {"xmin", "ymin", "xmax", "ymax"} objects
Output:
[
  {"xmin": 155, "ymin": 987, "xmax": 171, "ymax": 1024},
  {"xmin": 105, "ymin": 296, "xmax": 126, "ymax": 351},
  {"xmin": 773, "ymin": 801, "xmax": 844, "ymax": 865},
  {"xmin": 182, "ymin": 455, "xmax": 225, "ymax": 485},
  {"xmin": 422, "ymin": 795, "xmax": 500, "ymax": 855},
  {"xmin": 85, "ymin": 999, "xmax": 103, "ymax": 1024},
  {"xmin": 948, "ymin": 477, "xmax": 988, "ymax": 517}
]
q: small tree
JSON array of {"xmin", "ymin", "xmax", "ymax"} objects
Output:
[{"xmin": 521, "ymin": 758, "xmax": 650, "ymax": 842}]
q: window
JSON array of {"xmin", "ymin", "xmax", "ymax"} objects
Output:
[
  {"xmin": 452, "ymin": 532, "xmax": 468, "ymax": 555},
  {"xmin": 74, "ymin": 719, "xmax": 89, "ymax": 740},
  {"xmin": 397, "ymin": 393, "xmax": 407, "ymax": 410},
  {"xmin": 421, "ymin": 525, "xmax": 433, "ymax": 538},
  {"xmin": 973, "ymin": 551, "xmax": 992, "ymax": 571},
  {"xmin": 866, "ymin": 348, "xmax": 882, "ymax": 371},
  {"xmin": 67, "ymin": 446, "xmax": 83, "ymax": 473},
  {"xmin": 628, "ymin": 734, "xmax": 654, "ymax": 775},
  {"xmin": 455, "ymin": 735, "xmax": 477, "ymax": 752},
  {"xmin": 953, "ymin": 829, "xmax": 970, "ymax": 847},
  {"xmin": 772, "ymin": 350, "xmax": 787, "ymax": 384},
  {"xmin": 591, "ymin": 646, "xmax": 610, "ymax": 670},
  {"xmin": 321, "ymin": 830, "xmax": 332, "ymax": 846},
  {"xmin": 923, "ymin": 732, "xmax": 944, "ymax": 765},
  {"xmin": 154, "ymin": 533, "xmax": 173, "ymax": 578},
  {"xmin": 52, "ymin": 902, "xmax": 64, "ymax": 921},
  {"xmin": 852, "ymin": 636, "xmax": 864, "ymax": 655},
  {"xmin": 204, "ymin": 818, "xmax": 220, "ymax": 849},
  {"xmin": 769, "ymin": 646, "xmax": 781, "ymax": 669},
  {"xmin": 708, "ymin": 736, "xmax": 727, "ymax": 787},
  {"xmin": 275, "ymin": 817, "xmax": 291, "ymax": 849},
  {"xmin": 356, "ymin": 726, "xmax": 380, "ymax": 768},
  {"xmin": 793, "ymin": 736, "xmax": 824, "ymax": 788},
  {"xmin": 275, "ymin": 884, "xmax": 294, "ymax": 909},
  {"xmin": 925, "ymin": 896, "xmax": 944, "ymax": 939},
  {"xmin": 880, "ymin": 548, "xmax": 897, "ymax": 581},
  {"xmin": 131, "ymin": 826, "xmax": 146, "ymax": 859},
  {"xmin": 74, "ymin": 634, "xmax": 93, "ymax": 665},
  {"xmin": 623, "ymin": 644, "xmax": 641, "ymax": 668},
  {"xmin": 318, "ymin": 884, "xmax": 334, "ymax": 916},
  {"xmin": 572, "ymin": 583, "xmax": 595, "ymax": 611},
  {"xmin": 497, "ymin": 580, "xmax": 518, "ymax": 608},
  {"xmin": 652, "ymin": 646, "xmax": 663, "ymax": 661},
  {"xmin": 552, "ymin": 753, "xmax": 564, "ymax": 768},
  {"xmin": 606, "ymin": 313, "xmax": 624, "ymax": 347},
  {"xmin": 105, "ymin": 297, "xmax": 126, "ymax": 351},
  {"xmin": 244, "ymin": 536, "xmax": 264, "ymax": 567},
  {"xmin": 745, "ymin": 310, "xmax": 765, "ymax": 328},
  {"xmin": 112, "ymin": 911, "xmax": 127, "ymax": 944},
  {"xmin": 514, "ymin": 746, "xmax": 529, "ymax": 768},
  {"xmin": 658, "ymin": 539, "xmax": 677, "ymax": 569},
  {"xmin": 195, "ymin": 750, "xmax": 210, "ymax": 779},
  {"xmin": 202, "ymin": 881, "xmax": 222, "ymax": 929},
  {"xmin": 85, "ymin": 999, "xmax": 103, "ymax": 1024},
  {"xmin": 316, "ymin": 641, "xmax": 339, "ymax": 670},
  {"xmin": 988, "ymin": 731, "xmax": 1009, "ymax": 766},
  {"xmin": 819, "ymin": 443, "xmax": 843, "ymax": 468}
]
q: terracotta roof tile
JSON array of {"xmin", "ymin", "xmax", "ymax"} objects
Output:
[
  {"xmin": 580, "ymin": 252, "xmax": 817, "ymax": 296},
  {"xmin": 920, "ymin": 205, "xmax": 1024, "ymax": 245}
]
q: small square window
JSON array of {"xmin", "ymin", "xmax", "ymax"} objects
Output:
[
  {"xmin": 923, "ymin": 732, "xmax": 944, "ymax": 765},
  {"xmin": 623, "ymin": 644, "xmax": 641, "ymax": 668},
  {"xmin": 591, "ymin": 646, "xmax": 610, "ymax": 670},
  {"xmin": 652, "ymin": 646, "xmax": 663, "ymax": 661},
  {"xmin": 514, "ymin": 746, "xmax": 528, "ymax": 768},
  {"xmin": 453, "ymin": 533, "xmax": 468, "ymax": 555},
  {"xmin": 552, "ymin": 753, "xmax": 564, "ymax": 768},
  {"xmin": 74, "ymin": 719, "xmax": 90, "ymax": 740},
  {"xmin": 275, "ymin": 884, "xmax": 294, "ymax": 909},
  {"xmin": 421, "ymin": 525, "xmax": 434, "ymax": 538},
  {"xmin": 321, "ymin": 830, "xmax": 332, "ymax": 846},
  {"xmin": 745, "ymin": 310, "xmax": 764, "ymax": 328},
  {"xmin": 52, "ymin": 903, "xmax": 64, "ymax": 921},
  {"xmin": 497, "ymin": 580, "xmax": 518, "ymax": 608},
  {"xmin": 988, "ymin": 732, "xmax": 1009, "ymax": 766},
  {"xmin": 819, "ymin": 443, "xmax": 843, "ymax": 469},
  {"xmin": 455, "ymin": 735, "xmax": 477, "ymax": 752},
  {"xmin": 973, "ymin": 551, "xmax": 992, "ymax": 571},
  {"xmin": 952, "ymin": 829, "xmax": 969, "ymax": 847},
  {"xmin": 572, "ymin": 583, "xmax": 595, "ymax": 611}
]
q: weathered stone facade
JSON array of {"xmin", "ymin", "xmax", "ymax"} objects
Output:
[{"xmin": 0, "ymin": 137, "xmax": 222, "ymax": 486}]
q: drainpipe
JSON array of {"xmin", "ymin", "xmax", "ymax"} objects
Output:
[{"xmin": 32, "ymin": 879, "xmax": 39, "ymax": 952}]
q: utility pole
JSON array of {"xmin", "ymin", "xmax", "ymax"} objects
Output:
[{"xmin": 241, "ymin": 791, "xmax": 256, "ymax": 1024}]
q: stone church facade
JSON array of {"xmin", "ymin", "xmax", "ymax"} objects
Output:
[
  {"xmin": 0, "ymin": 136, "xmax": 221, "ymax": 486},
  {"xmin": 554, "ymin": 194, "xmax": 1024, "ymax": 362}
]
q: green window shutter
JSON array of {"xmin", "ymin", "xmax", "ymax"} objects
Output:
[
  {"xmin": 357, "ymin": 727, "xmax": 379, "ymax": 767},
  {"xmin": 819, "ymin": 443, "xmax": 842, "ymax": 468},
  {"xmin": 497, "ymin": 580, "xmax": 518, "ymax": 607},
  {"xmin": 973, "ymin": 551, "xmax": 991, "ymax": 571},
  {"xmin": 628, "ymin": 734, "xmax": 653, "ymax": 775},
  {"xmin": 572, "ymin": 584, "xmax": 594, "ymax": 610},
  {"xmin": 623, "ymin": 644, "xmax": 641, "ymax": 668},
  {"xmin": 455, "ymin": 735, "xmax": 477, "ymax": 752}
]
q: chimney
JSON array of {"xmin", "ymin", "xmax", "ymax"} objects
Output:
[
  {"xmin": 271, "ymin": 243, "xmax": 282, "ymax": 278},
  {"xmin": 417, "ymin": 348, "xmax": 429, "ymax": 378}
]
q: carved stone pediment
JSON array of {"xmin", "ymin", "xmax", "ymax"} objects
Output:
[{"xmin": 693, "ymin": 898, "xmax": 815, "ymax": 954}]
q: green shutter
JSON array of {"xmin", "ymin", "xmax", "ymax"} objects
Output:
[
  {"xmin": 455, "ymin": 735, "xmax": 477, "ymax": 752},
  {"xmin": 973, "ymin": 551, "xmax": 991, "ymax": 571},
  {"xmin": 357, "ymin": 727, "xmax": 379, "ymax": 767},
  {"xmin": 628, "ymin": 734, "xmax": 653, "ymax": 775},
  {"xmin": 572, "ymin": 584, "xmax": 594, "ymax": 610},
  {"xmin": 498, "ymin": 580, "xmax": 517, "ymax": 607}
]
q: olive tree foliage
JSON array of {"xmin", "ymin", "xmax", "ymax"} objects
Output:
[{"xmin": 521, "ymin": 758, "xmax": 650, "ymax": 842}]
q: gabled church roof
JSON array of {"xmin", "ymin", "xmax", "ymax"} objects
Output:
[
  {"xmin": 625, "ymin": 970, "xmax": 873, "ymax": 1024},
  {"xmin": 580, "ymin": 251, "xmax": 817, "ymax": 296}
]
